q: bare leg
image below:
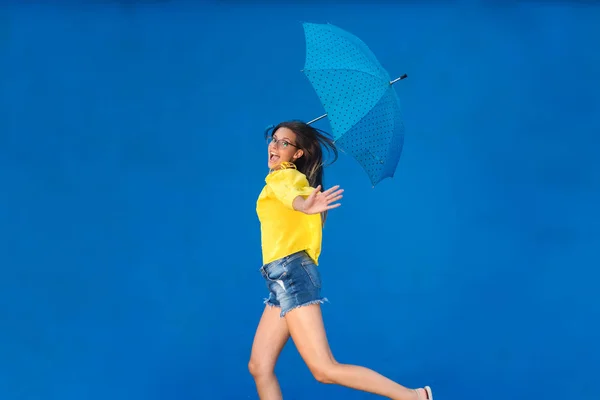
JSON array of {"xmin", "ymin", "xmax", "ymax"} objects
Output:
[
  {"xmin": 284, "ymin": 304, "xmax": 428, "ymax": 400},
  {"xmin": 248, "ymin": 306, "xmax": 290, "ymax": 400}
]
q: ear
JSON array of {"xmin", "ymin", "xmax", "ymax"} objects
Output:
[{"xmin": 294, "ymin": 149, "xmax": 304, "ymax": 159}]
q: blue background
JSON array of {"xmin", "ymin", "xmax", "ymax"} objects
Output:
[{"xmin": 1, "ymin": 2, "xmax": 599, "ymax": 399}]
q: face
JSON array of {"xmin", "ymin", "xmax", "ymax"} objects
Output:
[{"xmin": 267, "ymin": 127, "xmax": 304, "ymax": 169}]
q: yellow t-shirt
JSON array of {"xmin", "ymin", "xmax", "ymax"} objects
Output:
[{"xmin": 256, "ymin": 163, "xmax": 323, "ymax": 266}]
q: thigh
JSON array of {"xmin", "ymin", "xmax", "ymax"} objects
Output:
[
  {"xmin": 285, "ymin": 303, "xmax": 335, "ymax": 367},
  {"xmin": 250, "ymin": 305, "xmax": 290, "ymax": 368}
]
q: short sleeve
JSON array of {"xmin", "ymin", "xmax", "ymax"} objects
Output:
[{"xmin": 266, "ymin": 168, "xmax": 315, "ymax": 209}]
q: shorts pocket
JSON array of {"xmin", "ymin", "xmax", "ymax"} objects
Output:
[
  {"xmin": 261, "ymin": 262, "xmax": 288, "ymax": 282},
  {"xmin": 300, "ymin": 259, "xmax": 322, "ymax": 288}
]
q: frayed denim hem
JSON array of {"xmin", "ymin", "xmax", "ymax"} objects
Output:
[{"xmin": 264, "ymin": 297, "xmax": 329, "ymax": 318}]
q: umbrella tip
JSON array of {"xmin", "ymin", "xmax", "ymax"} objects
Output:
[{"xmin": 390, "ymin": 74, "xmax": 408, "ymax": 85}]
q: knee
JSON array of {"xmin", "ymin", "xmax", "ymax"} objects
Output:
[
  {"xmin": 308, "ymin": 361, "xmax": 338, "ymax": 384},
  {"xmin": 248, "ymin": 357, "xmax": 274, "ymax": 379}
]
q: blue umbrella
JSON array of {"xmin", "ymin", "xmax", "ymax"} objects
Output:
[{"xmin": 302, "ymin": 22, "xmax": 408, "ymax": 187}]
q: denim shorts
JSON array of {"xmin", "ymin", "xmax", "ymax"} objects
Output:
[{"xmin": 259, "ymin": 250, "xmax": 328, "ymax": 317}]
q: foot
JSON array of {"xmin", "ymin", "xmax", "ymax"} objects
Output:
[{"xmin": 414, "ymin": 388, "xmax": 430, "ymax": 399}]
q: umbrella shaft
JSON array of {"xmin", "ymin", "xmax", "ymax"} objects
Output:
[
  {"xmin": 307, "ymin": 113, "xmax": 328, "ymax": 125},
  {"xmin": 307, "ymin": 74, "xmax": 406, "ymax": 125}
]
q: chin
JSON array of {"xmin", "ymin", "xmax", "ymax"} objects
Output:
[{"xmin": 268, "ymin": 156, "xmax": 283, "ymax": 170}]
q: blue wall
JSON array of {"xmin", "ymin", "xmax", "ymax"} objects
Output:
[{"xmin": 1, "ymin": 2, "xmax": 599, "ymax": 399}]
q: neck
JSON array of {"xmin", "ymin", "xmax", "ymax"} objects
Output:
[{"xmin": 269, "ymin": 162, "xmax": 296, "ymax": 173}]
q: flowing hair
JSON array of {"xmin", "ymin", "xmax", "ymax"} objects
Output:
[{"xmin": 265, "ymin": 120, "xmax": 339, "ymax": 224}]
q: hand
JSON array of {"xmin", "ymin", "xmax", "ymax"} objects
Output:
[{"xmin": 298, "ymin": 185, "xmax": 344, "ymax": 215}]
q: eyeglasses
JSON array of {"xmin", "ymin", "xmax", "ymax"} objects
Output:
[{"xmin": 267, "ymin": 136, "xmax": 298, "ymax": 149}]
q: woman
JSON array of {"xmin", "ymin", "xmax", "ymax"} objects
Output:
[{"xmin": 249, "ymin": 120, "xmax": 433, "ymax": 400}]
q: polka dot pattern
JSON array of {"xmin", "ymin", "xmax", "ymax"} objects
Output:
[
  {"xmin": 302, "ymin": 22, "xmax": 405, "ymax": 186},
  {"xmin": 335, "ymin": 88, "xmax": 404, "ymax": 186}
]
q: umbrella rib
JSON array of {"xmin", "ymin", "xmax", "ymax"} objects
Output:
[
  {"xmin": 379, "ymin": 92, "xmax": 403, "ymax": 180},
  {"xmin": 303, "ymin": 67, "xmax": 393, "ymax": 135},
  {"xmin": 332, "ymin": 88, "xmax": 391, "ymax": 142},
  {"xmin": 302, "ymin": 67, "xmax": 391, "ymax": 84}
]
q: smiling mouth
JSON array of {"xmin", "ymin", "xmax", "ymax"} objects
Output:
[{"xmin": 269, "ymin": 152, "xmax": 280, "ymax": 162}]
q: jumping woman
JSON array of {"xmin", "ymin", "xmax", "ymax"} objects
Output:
[{"xmin": 249, "ymin": 120, "xmax": 433, "ymax": 400}]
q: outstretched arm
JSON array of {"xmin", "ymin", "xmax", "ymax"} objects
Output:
[{"xmin": 293, "ymin": 185, "xmax": 344, "ymax": 215}]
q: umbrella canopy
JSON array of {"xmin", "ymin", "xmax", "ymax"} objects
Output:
[{"xmin": 302, "ymin": 22, "xmax": 407, "ymax": 186}]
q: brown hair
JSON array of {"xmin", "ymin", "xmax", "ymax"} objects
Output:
[{"xmin": 265, "ymin": 120, "xmax": 339, "ymax": 223}]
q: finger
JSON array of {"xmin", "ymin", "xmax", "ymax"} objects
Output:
[
  {"xmin": 326, "ymin": 202, "xmax": 342, "ymax": 210},
  {"xmin": 322, "ymin": 185, "xmax": 339, "ymax": 196},
  {"xmin": 327, "ymin": 194, "xmax": 343, "ymax": 204},
  {"xmin": 308, "ymin": 185, "xmax": 322, "ymax": 199},
  {"xmin": 321, "ymin": 185, "xmax": 340, "ymax": 196},
  {"xmin": 326, "ymin": 189, "xmax": 344, "ymax": 200}
]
